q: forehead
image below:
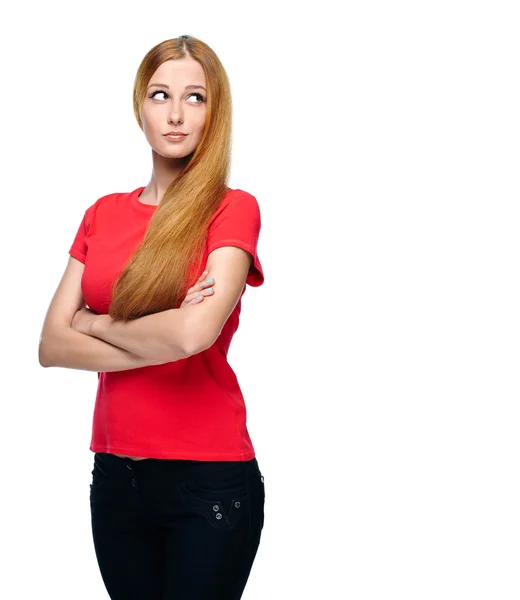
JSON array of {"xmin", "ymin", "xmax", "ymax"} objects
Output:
[{"xmin": 150, "ymin": 58, "xmax": 206, "ymax": 86}]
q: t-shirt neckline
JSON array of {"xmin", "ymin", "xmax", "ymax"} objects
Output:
[{"xmin": 130, "ymin": 186, "xmax": 159, "ymax": 212}]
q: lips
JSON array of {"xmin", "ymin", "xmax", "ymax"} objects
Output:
[{"xmin": 164, "ymin": 132, "xmax": 187, "ymax": 136}]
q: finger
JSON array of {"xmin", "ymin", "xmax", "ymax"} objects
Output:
[
  {"xmin": 188, "ymin": 278, "xmax": 214, "ymax": 296},
  {"xmin": 186, "ymin": 271, "xmax": 211, "ymax": 295},
  {"xmin": 180, "ymin": 290, "xmax": 202, "ymax": 307},
  {"xmin": 181, "ymin": 295, "xmax": 201, "ymax": 309},
  {"xmin": 199, "ymin": 275, "xmax": 214, "ymax": 289},
  {"xmin": 184, "ymin": 295, "xmax": 204, "ymax": 307},
  {"xmin": 196, "ymin": 286, "xmax": 213, "ymax": 298},
  {"xmin": 185, "ymin": 288, "xmax": 212, "ymax": 304},
  {"xmin": 186, "ymin": 279, "xmax": 207, "ymax": 295}
]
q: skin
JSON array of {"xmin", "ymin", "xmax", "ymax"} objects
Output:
[
  {"xmin": 74, "ymin": 57, "xmax": 212, "ymax": 461},
  {"xmin": 138, "ymin": 56, "xmax": 208, "ymax": 206}
]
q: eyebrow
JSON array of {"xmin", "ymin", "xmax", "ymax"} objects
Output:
[{"xmin": 146, "ymin": 83, "xmax": 207, "ymax": 92}]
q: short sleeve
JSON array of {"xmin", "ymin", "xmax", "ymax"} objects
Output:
[
  {"xmin": 68, "ymin": 210, "xmax": 90, "ymax": 264},
  {"xmin": 206, "ymin": 192, "xmax": 264, "ymax": 287}
]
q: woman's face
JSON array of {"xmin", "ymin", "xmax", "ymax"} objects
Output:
[{"xmin": 140, "ymin": 57, "xmax": 207, "ymax": 159}]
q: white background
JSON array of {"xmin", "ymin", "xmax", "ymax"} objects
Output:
[{"xmin": 1, "ymin": 1, "xmax": 519, "ymax": 598}]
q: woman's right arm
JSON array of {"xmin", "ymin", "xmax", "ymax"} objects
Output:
[{"xmin": 39, "ymin": 256, "xmax": 169, "ymax": 372}]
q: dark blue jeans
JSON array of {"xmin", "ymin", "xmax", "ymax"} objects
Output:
[{"xmin": 90, "ymin": 452, "xmax": 265, "ymax": 599}]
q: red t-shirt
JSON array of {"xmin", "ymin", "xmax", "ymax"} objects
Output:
[{"xmin": 68, "ymin": 186, "xmax": 264, "ymax": 461}]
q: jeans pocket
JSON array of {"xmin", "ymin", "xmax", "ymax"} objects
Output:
[{"xmin": 177, "ymin": 466, "xmax": 249, "ymax": 531}]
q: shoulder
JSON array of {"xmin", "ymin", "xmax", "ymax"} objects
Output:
[
  {"xmin": 92, "ymin": 190, "xmax": 129, "ymax": 210},
  {"xmin": 222, "ymin": 187, "xmax": 258, "ymax": 206},
  {"xmin": 210, "ymin": 188, "xmax": 260, "ymax": 222},
  {"xmin": 81, "ymin": 190, "xmax": 131, "ymax": 222}
]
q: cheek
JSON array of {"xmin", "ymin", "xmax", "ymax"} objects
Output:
[
  {"xmin": 141, "ymin": 125, "xmax": 157, "ymax": 149},
  {"xmin": 193, "ymin": 115, "xmax": 207, "ymax": 137},
  {"xmin": 141, "ymin": 108, "xmax": 162, "ymax": 134},
  {"xmin": 141, "ymin": 114, "xmax": 153, "ymax": 138}
]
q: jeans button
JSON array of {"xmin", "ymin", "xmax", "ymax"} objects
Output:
[
  {"xmin": 234, "ymin": 501, "xmax": 241, "ymax": 508},
  {"xmin": 213, "ymin": 505, "xmax": 219, "ymax": 512},
  {"xmin": 215, "ymin": 513, "xmax": 222, "ymax": 520}
]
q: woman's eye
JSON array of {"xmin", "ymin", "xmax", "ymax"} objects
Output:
[
  {"xmin": 188, "ymin": 92, "xmax": 205, "ymax": 103},
  {"xmin": 150, "ymin": 91, "xmax": 205, "ymax": 103}
]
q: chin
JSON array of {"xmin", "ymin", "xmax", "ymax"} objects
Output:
[{"xmin": 154, "ymin": 147, "xmax": 192, "ymax": 159}]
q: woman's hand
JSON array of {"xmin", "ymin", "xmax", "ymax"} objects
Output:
[
  {"xmin": 71, "ymin": 307, "xmax": 99, "ymax": 335},
  {"xmin": 180, "ymin": 269, "xmax": 215, "ymax": 308}
]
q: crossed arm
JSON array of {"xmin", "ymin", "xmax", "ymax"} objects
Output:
[{"xmin": 40, "ymin": 246, "xmax": 252, "ymax": 372}]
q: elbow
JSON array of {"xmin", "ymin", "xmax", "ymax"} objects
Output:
[
  {"xmin": 38, "ymin": 339, "xmax": 53, "ymax": 368},
  {"xmin": 38, "ymin": 328, "xmax": 65, "ymax": 367},
  {"xmin": 178, "ymin": 311, "xmax": 215, "ymax": 358},
  {"xmin": 182, "ymin": 328, "xmax": 217, "ymax": 358},
  {"xmin": 182, "ymin": 337, "xmax": 210, "ymax": 358}
]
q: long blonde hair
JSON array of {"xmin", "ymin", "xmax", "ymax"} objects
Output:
[{"xmin": 109, "ymin": 35, "xmax": 232, "ymax": 321}]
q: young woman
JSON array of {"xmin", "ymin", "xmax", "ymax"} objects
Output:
[{"xmin": 39, "ymin": 35, "xmax": 266, "ymax": 600}]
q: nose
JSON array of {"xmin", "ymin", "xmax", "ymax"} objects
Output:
[{"xmin": 168, "ymin": 98, "xmax": 184, "ymax": 125}]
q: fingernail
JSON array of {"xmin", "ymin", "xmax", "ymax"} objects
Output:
[
  {"xmin": 197, "ymin": 295, "xmax": 203, "ymax": 300},
  {"xmin": 206, "ymin": 288, "xmax": 213, "ymax": 293},
  {"xmin": 206, "ymin": 278, "xmax": 214, "ymax": 284}
]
